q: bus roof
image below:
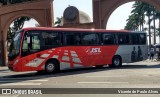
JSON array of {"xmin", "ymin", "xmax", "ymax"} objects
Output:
[{"xmin": 22, "ymin": 27, "xmax": 144, "ymax": 33}]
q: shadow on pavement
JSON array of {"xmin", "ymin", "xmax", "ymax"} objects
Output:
[
  {"xmin": 0, "ymin": 69, "xmax": 9, "ymax": 72},
  {"xmin": 0, "ymin": 63, "xmax": 160, "ymax": 85},
  {"xmin": 122, "ymin": 64, "xmax": 160, "ymax": 69}
]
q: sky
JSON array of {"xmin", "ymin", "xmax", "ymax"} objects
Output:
[
  {"xmin": 107, "ymin": 2, "xmax": 134, "ymax": 30},
  {"xmin": 23, "ymin": 0, "xmax": 134, "ymax": 30},
  {"xmin": 53, "ymin": 0, "xmax": 134, "ymax": 30}
]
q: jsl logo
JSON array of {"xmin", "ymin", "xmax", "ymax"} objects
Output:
[
  {"xmin": 91, "ymin": 48, "xmax": 101, "ymax": 53},
  {"xmin": 86, "ymin": 48, "xmax": 101, "ymax": 55}
]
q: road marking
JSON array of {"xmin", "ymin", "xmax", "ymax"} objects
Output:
[
  {"xmin": 0, "ymin": 95, "xmax": 19, "ymax": 97},
  {"xmin": 0, "ymin": 79, "xmax": 48, "ymax": 83},
  {"xmin": 77, "ymin": 82, "xmax": 129, "ymax": 84},
  {"xmin": 1, "ymin": 77, "xmax": 40, "ymax": 80},
  {"xmin": 28, "ymin": 79, "xmax": 48, "ymax": 82},
  {"xmin": 1, "ymin": 83, "xmax": 41, "ymax": 86},
  {"xmin": 86, "ymin": 75, "xmax": 126, "ymax": 78}
]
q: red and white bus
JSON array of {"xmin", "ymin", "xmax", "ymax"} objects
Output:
[{"xmin": 8, "ymin": 27, "xmax": 148, "ymax": 73}]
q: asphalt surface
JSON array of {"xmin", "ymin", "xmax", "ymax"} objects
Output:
[{"xmin": 0, "ymin": 60, "xmax": 160, "ymax": 97}]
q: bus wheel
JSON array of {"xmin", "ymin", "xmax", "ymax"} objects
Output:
[
  {"xmin": 110, "ymin": 56, "xmax": 122, "ymax": 68},
  {"xmin": 45, "ymin": 60, "xmax": 59, "ymax": 73}
]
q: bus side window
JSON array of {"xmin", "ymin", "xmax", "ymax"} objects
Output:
[
  {"xmin": 139, "ymin": 33, "xmax": 146, "ymax": 44},
  {"xmin": 22, "ymin": 36, "xmax": 28, "ymax": 52},
  {"xmin": 82, "ymin": 33, "xmax": 99, "ymax": 45},
  {"xmin": 75, "ymin": 34, "xmax": 81, "ymax": 45},
  {"xmin": 118, "ymin": 34, "xmax": 125, "ymax": 44},
  {"xmin": 64, "ymin": 33, "xmax": 81, "ymax": 45},
  {"xmin": 131, "ymin": 34, "xmax": 139, "ymax": 44},
  {"xmin": 125, "ymin": 34, "xmax": 130, "ymax": 44},
  {"xmin": 22, "ymin": 31, "xmax": 40, "ymax": 56},
  {"xmin": 32, "ymin": 36, "xmax": 40, "ymax": 50},
  {"xmin": 102, "ymin": 33, "xmax": 115, "ymax": 45},
  {"xmin": 22, "ymin": 33, "xmax": 31, "ymax": 53},
  {"xmin": 118, "ymin": 34, "xmax": 130, "ymax": 45},
  {"xmin": 41, "ymin": 31, "xmax": 61, "ymax": 49}
]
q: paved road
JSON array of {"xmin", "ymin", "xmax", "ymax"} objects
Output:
[{"xmin": 0, "ymin": 60, "xmax": 160, "ymax": 97}]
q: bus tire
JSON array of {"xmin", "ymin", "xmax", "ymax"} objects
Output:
[
  {"xmin": 45, "ymin": 60, "xmax": 59, "ymax": 73},
  {"xmin": 109, "ymin": 56, "xmax": 122, "ymax": 68}
]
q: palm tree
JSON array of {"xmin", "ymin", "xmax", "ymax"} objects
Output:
[
  {"xmin": 125, "ymin": 1, "xmax": 160, "ymax": 49},
  {"xmin": 125, "ymin": 15, "xmax": 138, "ymax": 30},
  {"xmin": 54, "ymin": 17, "xmax": 62, "ymax": 27},
  {"xmin": 156, "ymin": 28, "xmax": 160, "ymax": 43},
  {"xmin": 145, "ymin": 4, "xmax": 152, "ymax": 48},
  {"xmin": 131, "ymin": 1, "xmax": 146, "ymax": 31},
  {"xmin": 155, "ymin": 10, "xmax": 160, "ymax": 43},
  {"xmin": 149, "ymin": 6, "xmax": 159, "ymax": 45},
  {"xmin": 0, "ymin": 0, "xmax": 33, "ymax": 5},
  {"xmin": 125, "ymin": 1, "xmax": 146, "ymax": 31},
  {"xmin": 155, "ymin": 10, "xmax": 160, "ymax": 44}
]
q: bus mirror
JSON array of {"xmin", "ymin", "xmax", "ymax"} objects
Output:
[{"xmin": 27, "ymin": 37, "xmax": 30, "ymax": 43}]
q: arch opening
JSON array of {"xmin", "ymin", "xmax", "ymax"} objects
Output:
[
  {"xmin": 6, "ymin": 16, "xmax": 40, "ymax": 63},
  {"xmin": 104, "ymin": 0, "xmax": 160, "ymax": 30},
  {"xmin": 104, "ymin": 1, "xmax": 160, "ymax": 45},
  {"xmin": 107, "ymin": 2, "xmax": 135, "ymax": 30},
  {"xmin": 0, "ymin": 0, "xmax": 53, "ymax": 66}
]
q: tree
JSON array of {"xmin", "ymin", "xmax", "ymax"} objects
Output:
[
  {"xmin": 54, "ymin": 17, "xmax": 62, "ymax": 27},
  {"xmin": 125, "ymin": 1, "xmax": 159, "ymax": 49},
  {"xmin": 155, "ymin": 10, "xmax": 160, "ymax": 43},
  {"xmin": 0, "ymin": 0, "xmax": 33, "ymax": 5},
  {"xmin": 125, "ymin": 15, "xmax": 139, "ymax": 30},
  {"xmin": 125, "ymin": 1, "xmax": 146, "ymax": 31},
  {"xmin": 131, "ymin": 1, "xmax": 146, "ymax": 31},
  {"xmin": 155, "ymin": 10, "xmax": 160, "ymax": 44},
  {"xmin": 8, "ymin": 17, "xmax": 30, "ymax": 40}
]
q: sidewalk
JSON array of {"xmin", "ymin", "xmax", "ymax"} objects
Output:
[
  {"xmin": 0, "ymin": 66, "xmax": 8, "ymax": 71},
  {"xmin": 143, "ymin": 59, "xmax": 160, "ymax": 64}
]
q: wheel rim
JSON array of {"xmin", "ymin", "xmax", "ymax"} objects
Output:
[
  {"xmin": 114, "ymin": 58, "xmax": 120, "ymax": 66},
  {"xmin": 46, "ymin": 63, "xmax": 55, "ymax": 72}
]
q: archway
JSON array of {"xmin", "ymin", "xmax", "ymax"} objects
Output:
[
  {"xmin": 106, "ymin": 2, "xmax": 134, "ymax": 30},
  {"xmin": 4, "ymin": 14, "xmax": 43, "ymax": 39},
  {"xmin": 6, "ymin": 16, "xmax": 40, "ymax": 62},
  {"xmin": 93, "ymin": 0, "xmax": 160, "ymax": 29},
  {"xmin": 0, "ymin": 0, "xmax": 53, "ymax": 66}
]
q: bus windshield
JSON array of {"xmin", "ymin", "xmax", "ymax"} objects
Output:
[{"xmin": 8, "ymin": 30, "xmax": 22, "ymax": 61}]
